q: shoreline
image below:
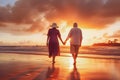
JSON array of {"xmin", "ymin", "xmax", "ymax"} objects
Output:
[
  {"xmin": 0, "ymin": 52, "xmax": 120, "ymax": 60},
  {"xmin": 0, "ymin": 45, "xmax": 120, "ymax": 60}
]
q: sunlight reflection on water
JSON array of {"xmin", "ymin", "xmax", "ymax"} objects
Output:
[
  {"xmin": 57, "ymin": 56, "xmax": 120, "ymax": 80},
  {"xmin": 0, "ymin": 53, "xmax": 120, "ymax": 80}
]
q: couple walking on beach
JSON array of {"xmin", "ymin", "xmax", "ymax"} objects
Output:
[{"xmin": 47, "ymin": 22, "xmax": 83, "ymax": 64}]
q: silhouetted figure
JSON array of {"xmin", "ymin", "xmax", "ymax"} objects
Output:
[
  {"xmin": 46, "ymin": 63, "xmax": 60, "ymax": 80},
  {"xmin": 64, "ymin": 23, "xmax": 83, "ymax": 65},
  {"xmin": 47, "ymin": 23, "xmax": 64, "ymax": 63},
  {"xmin": 68, "ymin": 64, "xmax": 81, "ymax": 80}
]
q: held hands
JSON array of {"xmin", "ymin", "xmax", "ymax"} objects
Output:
[
  {"xmin": 61, "ymin": 41, "xmax": 65, "ymax": 45},
  {"xmin": 62, "ymin": 40, "xmax": 67, "ymax": 45}
]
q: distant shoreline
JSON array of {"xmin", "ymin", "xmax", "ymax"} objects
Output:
[
  {"xmin": 93, "ymin": 43, "xmax": 120, "ymax": 46},
  {"xmin": 0, "ymin": 46, "xmax": 120, "ymax": 57}
]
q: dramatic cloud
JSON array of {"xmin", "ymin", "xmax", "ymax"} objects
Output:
[
  {"xmin": 103, "ymin": 30, "xmax": 120, "ymax": 39},
  {"xmin": 0, "ymin": 0, "xmax": 120, "ymax": 35}
]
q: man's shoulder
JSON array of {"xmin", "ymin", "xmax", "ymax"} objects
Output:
[
  {"xmin": 77, "ymin": 27, "xmax": 82, "ymax": 31},
  {"xmin": 70, "ymin": 27, "xmax": 82, "ymax": 32},
  {"xmin": 72, "ymin": 27, "xmax": 81, "ymax": 30}
]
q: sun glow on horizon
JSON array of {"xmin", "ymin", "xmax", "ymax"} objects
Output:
[
  {"xmin": 59, "ymin": 21, "xmax": 101, "ymax": 46},
  {"xmin": 0, "ymin": 21, "xmax": 120, "ymax": 46},
  {"xmin": 57, "ymin": 21, "xmax": 120, "ymax": 46}
]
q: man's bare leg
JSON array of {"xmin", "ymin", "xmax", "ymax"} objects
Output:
[{"xmin": 72, "ymin": 53, "xmax": 76, "ymax": 65}]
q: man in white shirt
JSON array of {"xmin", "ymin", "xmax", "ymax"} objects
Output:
[{"xmin": 64, "ymin": 23, "xmax": 83, "ymax": 65}]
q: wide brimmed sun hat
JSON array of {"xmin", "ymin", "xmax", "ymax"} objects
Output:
[{"xmin": 50, "ymin": 23, "xmax": 59, "ymax": 28}]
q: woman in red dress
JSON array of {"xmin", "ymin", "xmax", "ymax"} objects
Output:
[{"xmin": 47, "ymin": 23, "xmax": 64, "ymax": 63}]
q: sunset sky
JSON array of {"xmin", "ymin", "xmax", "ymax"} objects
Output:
[{"xmin": 0, "ymin": 0, "xmax": 120, "ymax": 46}]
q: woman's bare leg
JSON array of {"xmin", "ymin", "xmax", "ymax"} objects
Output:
[{"xmin": 52, "ymin": 56, "xmax": 55, "ymax": 63}]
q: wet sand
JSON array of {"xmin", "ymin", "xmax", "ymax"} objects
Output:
[{"xmin": 0, "ymin": 53, "xmax": 120, "ymax": 80}]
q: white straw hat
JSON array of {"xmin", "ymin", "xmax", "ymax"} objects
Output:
[{"xmin": 50, "ymin": 23, "xmax": 59, "ymax": 28}]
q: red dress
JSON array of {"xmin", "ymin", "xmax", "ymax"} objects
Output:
[{"xmin": 47, "ymin": 28, "xmax": 60, "ymax": 57}]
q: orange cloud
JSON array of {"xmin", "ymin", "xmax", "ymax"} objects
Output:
[{"xmin": 0, "ymin": 0, "xmax": 120, "ymax": 35}]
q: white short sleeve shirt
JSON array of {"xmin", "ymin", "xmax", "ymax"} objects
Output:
[{"xmin": 68, "ymin": 27, "xmax": 82, "ymax": 45}]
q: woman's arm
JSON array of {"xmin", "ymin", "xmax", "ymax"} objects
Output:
[
  {"xmin": 46, "ymin": 29, "xmax": 50, "ymax": 46},
  {"xmin": 46, "ymin": 36, "xmax": 49, "ymax": 46},
  {"xmin": 58, "ymin": 31, "xmax": 64, "ymax": 44},
  {"xmin": 59, "ymin": 35, "xmax": 64, "ymax": 44}
]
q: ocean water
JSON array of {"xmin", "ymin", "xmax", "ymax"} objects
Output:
[{"xmin": 0, "ymin": 46, "xmax": 120, "ymax": 58}]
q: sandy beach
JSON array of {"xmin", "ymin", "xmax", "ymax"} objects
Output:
[
  {"xmin": 0, "ymin": 0, "xmax": 120, "ymax": 80},
  {"xmin": 0, "ymin": 53, "xmax": 120, "ymax": 80}
]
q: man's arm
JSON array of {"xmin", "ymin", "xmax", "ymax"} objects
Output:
[
  {"xmin": 64, "ymin": 29, "xmax": 72, "ymax": 44},
  {"xmin": 80, "ymin": 29, "xmax": 83, "ymax": 46}
]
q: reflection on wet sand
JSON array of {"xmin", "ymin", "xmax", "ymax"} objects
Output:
[
  {"xmin": 0, "ymin": 53, "xmax": 120, "ymax": 80},
  {"xmin": 68, "ymin": 64, "xmax": 81, "ymax": 80},
  {"xmin": 46, "ymin": 63, "xmax": 60, "ymax": 80}
]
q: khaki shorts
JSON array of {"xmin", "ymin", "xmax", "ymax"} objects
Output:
[{"xmin": 70, "ymin": 44, "xmax": 80, "ymax": 54}]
